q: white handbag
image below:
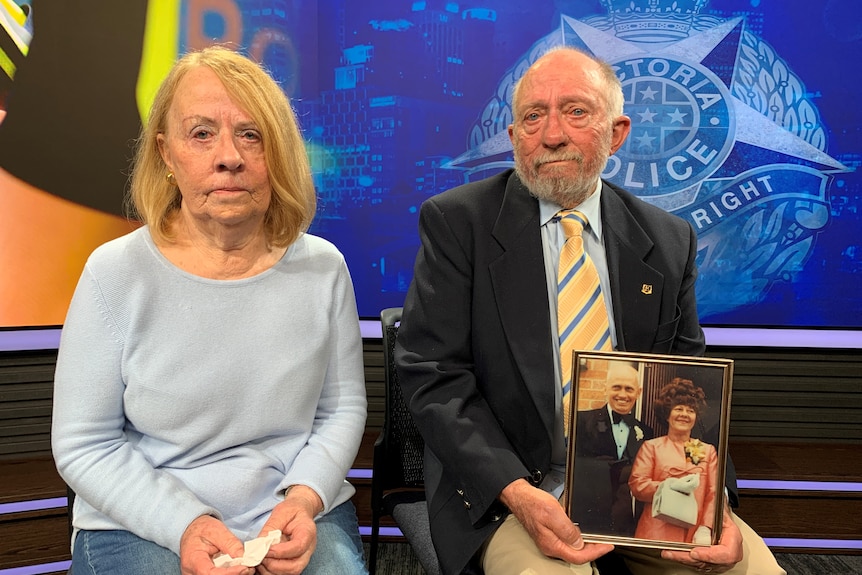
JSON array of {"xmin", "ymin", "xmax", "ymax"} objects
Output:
[{"xmin": 652, "ymin": 479, "xmax": 698, "ymax": 529}]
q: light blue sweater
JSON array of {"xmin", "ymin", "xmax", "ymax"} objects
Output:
[{"xmin": 51, "ymin": 227, "xmax": 367, "ymax": 554}]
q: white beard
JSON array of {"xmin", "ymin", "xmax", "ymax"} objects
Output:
[{"xmin": 512, "ymin": 132, "xmax": 612, "ymax": 208}]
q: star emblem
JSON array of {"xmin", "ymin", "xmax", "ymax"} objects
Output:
[{"xmin": 559, "ymin": 15, "xmax": 845, "ymax": 178}]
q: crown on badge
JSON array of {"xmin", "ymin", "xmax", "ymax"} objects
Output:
[{"xmin": 600, "ymin": 0, "xmax": 708, "ymax": 42}]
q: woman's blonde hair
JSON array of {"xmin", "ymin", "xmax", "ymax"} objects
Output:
[{"xmin": 128, "ymin": 46, "xmax": 316, "ymax": 247}]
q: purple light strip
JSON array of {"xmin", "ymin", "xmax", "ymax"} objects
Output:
[
  {"xmin": 0, "ymin": 324, "xmax": 384, "ymax": 350},
  {"xmin": 360, "ymin": 320, "xmax": 382, "ymax": 339},
  {"xmin": 0, "ymin": 328, "xmax": 61, "ymax": 351},
  {"xmin": 0, "ymin": 561, "xmax": 71, "ymax": 575},
  {"xmin": 703, "ymin": 326, "xmax": 862, "ymax": 349},
  {"xmin": 0, "ymin": 497, "xmax": 67, "ymax": 515},
  {"xmin": 763, "ymin": 538, "xmax": 862, "ymax": 550},
  {"xmin": 348, "ymin": 468, "xmax": 373, "ymax": 479},
  {"xmin": 3, "ymin": 325, "xmax": 861, "ymax": 351},
  {"xmin": 360, "ymin": 525, "xmax": 403, "ymax": 537},
  {"xmin": 738, "ymin": 479, "xmax": 862, "ymax": 492}
]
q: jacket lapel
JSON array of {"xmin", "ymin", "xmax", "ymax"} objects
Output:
[
  {"xmin": 595, "ymin": 408, "xmax": 619, "ymax": 457},
  {"xmin": 489, "ymin": 172, "xmax": 556, "ymax": 440},
  {"xmin": 601, "ymin": 184, "xmax": 664, "ymax": 352}
]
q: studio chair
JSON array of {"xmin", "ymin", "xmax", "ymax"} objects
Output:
[
  {"xmin": 369, "ymin": 307, "xmax": 441, "ymax": 575},
  {"xmin": 66, "ymin": 484, "xmax": 75, "ymax": 540},
  {"xmin": 66, "ymin": 484, "xmax": 75, "ymax": 574}
]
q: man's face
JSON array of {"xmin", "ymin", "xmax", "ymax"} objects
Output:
[
  {"xmin": 605, "ymin": 363, "xmax": 641, "ymax": 415},
  {"xmin": 507, "ymin": 50, "xmax": 630, "ymax": 208}
]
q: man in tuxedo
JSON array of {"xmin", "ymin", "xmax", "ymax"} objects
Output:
[
  {"xmin": 573, "ymin": 360, "xmax": 653, "ymax": 537},
  {"xmin": 396, "ymin": 47, "xmax": 785, "ymax": 575}
]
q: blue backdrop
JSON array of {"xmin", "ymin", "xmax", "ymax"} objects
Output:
[{"xmin": 183, "ymin": 0, "xmax": 861, "ymax": 328}]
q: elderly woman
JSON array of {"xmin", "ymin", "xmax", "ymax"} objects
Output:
[
  {"xmin": 628, "ymin": 378, "xmax": 718, "ymax": 546},
  {"xmin": 51, "ymin": 47, "xmax": 368, "ymax": 575}
]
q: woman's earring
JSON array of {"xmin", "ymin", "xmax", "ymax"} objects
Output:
[{"xmin": 166, "ymin": 172, "xmax": 176, "ymax": 186}]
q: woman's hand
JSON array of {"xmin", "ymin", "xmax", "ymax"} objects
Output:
[
  {"xmin": 692, "ymin": 525, "xmax": 712, "ymax": 545},
  {"xmin": 664, "ymin": 473, "xmax": 700, "ymax": 494},
  {"xmin": 661, "ymin": 507, "xmax": 742, "ymax": 573},
  {"xmin": 179, "ymin": 514, "xmax": 253, "ymax": 575},
  {"xmin": 255, "ymin": 485, "xmax": 323, "ymax": 575}
]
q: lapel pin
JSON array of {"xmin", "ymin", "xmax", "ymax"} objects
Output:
[{"xmin": 641, "ymin": 284, "xmax": 653, "ymax": 295}]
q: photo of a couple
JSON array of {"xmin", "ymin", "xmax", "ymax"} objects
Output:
[{"xmin": 566, "ymin": 352, "xmax": 733, "ymax": 550}]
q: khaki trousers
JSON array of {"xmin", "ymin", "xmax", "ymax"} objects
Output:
[{"xmin": 482, "ymin": 512, "xmax": 786, "ymax": 575}]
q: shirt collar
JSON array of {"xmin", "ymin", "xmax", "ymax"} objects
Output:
[
  {"xmin": 538, "ymin": 179, "xmax": 603, "ymax": 240},
  {"xmin": 606, "ymin": 403, "xmax": 622, "ymax": 424}
]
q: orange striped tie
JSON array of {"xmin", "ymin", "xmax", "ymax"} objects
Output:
[{"xmin": 557, "ymin": 210, "xmax": 612, "ymax": 435}]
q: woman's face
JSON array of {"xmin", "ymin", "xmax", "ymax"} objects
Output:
[
  {"xmin": 667, "ymin": 404, "xmax": 697, "ymax": 435},
  {"xmin": 157, "ymin": 66, "xmax": 272, "ymax": 231}
]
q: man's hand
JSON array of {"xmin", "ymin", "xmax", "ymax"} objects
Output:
[
  {"xmin": 661, "ymin": 507, "xmax": 743, "ymax": 573},
  {"xmin": 179, "ymin": 514, "xmax": 253, "ymax": 575},
  {"xmin": 499, "ymin": 478, "xmax": 613, "ymax": 565},
  {"xmin": 255, "ymin": 485, "xmax": 323, "ymax": 575}
]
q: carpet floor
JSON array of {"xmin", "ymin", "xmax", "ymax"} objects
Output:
[
  {"xmin": 367, "ymin": 543, "xmax": 862, "ymax": 575},
  {"xmin": 775, "ymin": 552, "xmax": 862, "ymax": 575}
]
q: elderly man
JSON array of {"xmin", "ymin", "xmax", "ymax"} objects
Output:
[
  {"xmin": 396, "ymin": 46, "xmax": 785, "ymax": 575},
  {"xmin": 573, "ymin": 360, "xmax": 652, "ymax": 537}
]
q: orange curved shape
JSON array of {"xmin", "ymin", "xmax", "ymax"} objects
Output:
[{"xmin": 0, "ymin": 168, "xmax": 139, "ymax": 327}]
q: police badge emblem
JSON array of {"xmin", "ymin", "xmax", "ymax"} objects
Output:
[{"xmin": 458, "ymin": 0, "xmax": 848, "ymax": 321}]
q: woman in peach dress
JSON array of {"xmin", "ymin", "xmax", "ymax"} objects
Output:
[{"xmin": 628, "ymin": 378, "xmax": 718, "ymax": 545}]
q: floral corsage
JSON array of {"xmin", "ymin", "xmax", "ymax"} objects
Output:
[{"xmin": 684, "ymin": 438, "xmax": 707, "ymax": 465}]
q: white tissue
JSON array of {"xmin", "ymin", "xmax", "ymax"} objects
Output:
[{"xmin": 213, "ymin": 529, "xmax": 282, "ymax": 568}]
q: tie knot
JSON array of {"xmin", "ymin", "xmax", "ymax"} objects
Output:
[{"xmin": 558, "ymin": 210, "xmax": 588, "ymax": 240}]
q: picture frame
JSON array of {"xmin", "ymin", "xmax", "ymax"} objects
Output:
[{"xmin": 563, "ymin": 350, "xmax": 734, "ymax": 550}]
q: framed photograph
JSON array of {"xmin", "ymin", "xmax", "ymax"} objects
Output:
[{"xmin": 563, "ymin": 350, "xmax": 734, "ymax": 550}]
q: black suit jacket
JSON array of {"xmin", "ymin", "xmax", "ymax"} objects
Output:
[
  {"xmin": 396, "ymin": 169, "xmax": 707, "ymax": 575},
  {"xmin": 573, "ymin": 406, "xmax": 653, "ymax": 536}
]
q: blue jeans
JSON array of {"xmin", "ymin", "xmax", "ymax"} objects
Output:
[{"xmin": 71, "ymin": 500, "xmax": 368, "ymax": 575}]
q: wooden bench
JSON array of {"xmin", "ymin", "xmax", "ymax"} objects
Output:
[{"xmin": 730, "ymin": 440, "xmax": 862, "ymax": 551}]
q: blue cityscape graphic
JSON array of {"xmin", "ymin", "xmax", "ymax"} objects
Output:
[{"xmin": 182, "ymin": 0, "xmax": 861, "ymax": 329}]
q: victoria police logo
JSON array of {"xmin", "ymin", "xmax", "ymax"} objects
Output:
[
  {"xmin": 454, "ymin": 0, "xmax": 848, "ymax": 320},
  {"xmin": 605, "ymin": 57, "xmax": 734, "ymax": 198}
]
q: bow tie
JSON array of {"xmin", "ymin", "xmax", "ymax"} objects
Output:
[{"xmin": 612, "ymin": 411, "xmax": 636, "ymax": 426}]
